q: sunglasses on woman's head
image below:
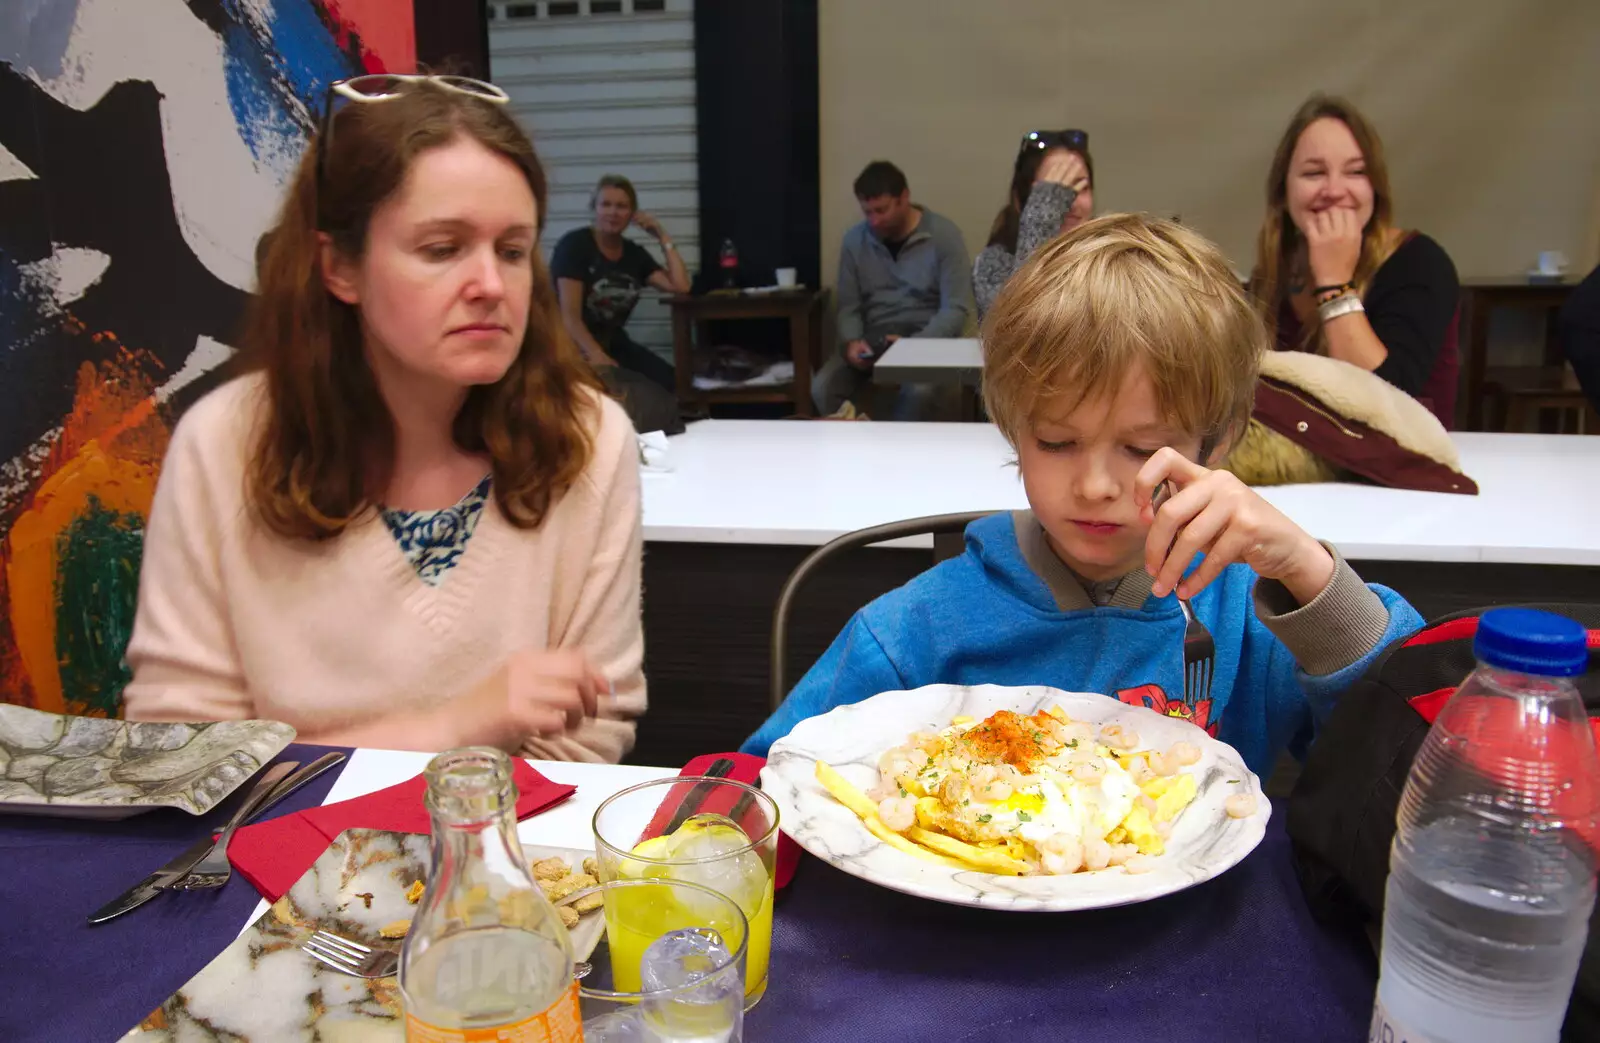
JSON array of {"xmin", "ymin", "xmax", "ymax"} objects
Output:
[
  {"xmin": 1020, "ymin": 129, "xmax": 1089, "ymax": 154},
  {"xmin": 314, "ymin": 74, "xmax": 511, "ymax": 209}
]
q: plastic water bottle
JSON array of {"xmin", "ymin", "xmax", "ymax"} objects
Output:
[
  {"xmin": 1372, "ymin": 607, "xmax": 1598, "ymax": 1043},
  {"xmin": 400, "ymin": 747, "xmax": 584, "ymax": 1041}
]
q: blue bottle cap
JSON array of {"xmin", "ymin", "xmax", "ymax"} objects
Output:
[{"xmin": 1474, "ymin": 607, "xmax": 1589, "ymax": 677}]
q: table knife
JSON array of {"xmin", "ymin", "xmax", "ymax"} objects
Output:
[
  {"xmin": 659, "ymin": 757, "xmax": 736, "ymax": 836},
  {"xmin": 86, "ymin": 751, "xmax": 345, "ymax": 925}
]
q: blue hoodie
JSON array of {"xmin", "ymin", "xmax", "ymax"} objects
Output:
[{"xmin": 742, "ymin": 511, "xmax": 1422, "ymax": 777}]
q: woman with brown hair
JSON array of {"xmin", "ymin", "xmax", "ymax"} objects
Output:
[
  {"xmin": 973, "ymin": 129, "xmax": 1095, "ymax": 320},
  {"xmin": 1250, "ymin": 94, "xmax": 1460, "ymax": 426},
  {"xmin": 121, "ymin": 77, "xmax": 645, "ymax": 763}
]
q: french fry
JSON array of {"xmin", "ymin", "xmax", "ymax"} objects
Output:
[
  {"xmin": 906, "ymin": 826, "xmax": 1030, "ymax": 875},
  {"xmin": 814, "ymin": 760, "xmax": 879, "ymax": 819},
  {"xmin": 815, "ymin": 758, "xmax": 1027, "ymax": 877},
  {"xmin": 816, "ymin": 761, "xmax": 971, "ymax": 868},
  {"xmin": 863, "ymin": 815, "xmax": 966, "ymax": 868}
]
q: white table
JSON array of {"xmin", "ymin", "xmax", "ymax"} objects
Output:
[
  {"xmin": 635, "ymin": 420, "xmax": 1600, "ymax": 764},
  {"xmin": 642, "ymin": 419, "xmax": 1023, "ymax": 547},
  {"xmin": 642, "ymin": 420, "xmax": 1600, "ymax": 566},
  {"xmin": 871, "ymin": 337, "xmax": 983, "ymax": 387},
  {"xmin": 240, "ymin": 752, "xmax": 675, "ymax": 933}
]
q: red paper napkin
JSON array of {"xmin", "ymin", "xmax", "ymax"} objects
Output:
[
  {"xmin": 228, "ymin": 758, "xmax": 575, "ymax": 901},
  {"xmin": 660, "ymin": 753, "xmax": 801, "ymax": 890}
]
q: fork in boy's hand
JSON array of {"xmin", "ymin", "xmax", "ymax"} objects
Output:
[{"xmin": 1149, "ymin": 479, "xmax": 1216, "ymax": 705}]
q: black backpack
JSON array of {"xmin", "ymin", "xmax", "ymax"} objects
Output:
[{"xmin": 1287, "ymin": 603, "xmax": 1600, "ymax": 1042}]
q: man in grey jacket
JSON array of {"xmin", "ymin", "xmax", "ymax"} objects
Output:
[{"xmin": 813, "ymin": 161, "xmax": 973, "ymax": 418}]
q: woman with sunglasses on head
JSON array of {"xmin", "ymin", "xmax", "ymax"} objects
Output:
[
  {"xmin": 121, "ymin": 76, "xmax": 645, "ymax": 763},
  {"xmin": 1250, "ymin": 94, "xmax": 1460, "ymax": 426},
  {"xmin": 973, "ymin": 129, "xmax": 1095, "ymax": 320}
]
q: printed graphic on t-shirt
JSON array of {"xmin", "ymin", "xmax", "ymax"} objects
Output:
[
  {"xmin": 585, "ymin": 271, "xmax": 643, "ymax": 332},
  {"xmin": 1114, "ymin": 683, "xmax": 1218, "ymax": 737}
]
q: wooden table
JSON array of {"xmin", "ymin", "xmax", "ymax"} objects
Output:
[
  {"xmin": 666, "ymin": 289, "xmax": 824, "ymax": 416},
  {"xmin": 1458, "ymin": 276, "xmax": 1579, "ymax": 430}
]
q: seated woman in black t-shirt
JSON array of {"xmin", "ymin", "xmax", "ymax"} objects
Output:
[
  {"xmin": 1250, "ymin": 95, "xmax": 1461, "ymax": 427},
  {"xmin": 552, "ymin": 175, "xmax": 691, "ymax": 430}
]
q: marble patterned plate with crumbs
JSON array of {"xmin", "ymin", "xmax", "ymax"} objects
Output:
[
  {"xmin": 0, "ymin": 705, "xmax": 296, "ymax": 819},
  {"xmin": 120, "ymin": 829, "xmax": 605, "ymax": 1041},
  {"xmin": 762, "ymin": 684, "xmax": 1271, "ymax": 912}
]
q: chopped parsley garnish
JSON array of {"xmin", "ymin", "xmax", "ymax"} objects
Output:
[
  {"xmin": 1066, "ymin": 739, "xmax": 1078, "ymax": 748},
  {"xmin": 1228, "ymin": 779, "xmax": 1240, "ymax": 784},
  {"xmin": 977, "ymin": 813, "xmax": 993, "ymax": 823},
  {"xmin": 899, "ymin": 786, "xmax": 907, "ymax": 797},
  {"xmin": 1017, "ymin": 810, "xmax": 1032, "ymax": 822},
  {"xmin": 962, "ymin": 799, "xmax": 970, "ymax": 806}
]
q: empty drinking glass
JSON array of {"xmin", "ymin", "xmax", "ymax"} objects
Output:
[{"xmin": 555, "ymin": 877, "xmax": 747, "ymax": 1043}]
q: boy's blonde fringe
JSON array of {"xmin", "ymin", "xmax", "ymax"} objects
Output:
[{"xmin": 981, "ymin": 214, "xmax": 1268, "ymax": 454}]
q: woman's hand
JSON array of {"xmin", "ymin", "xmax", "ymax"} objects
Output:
[
  {"xmin": 1136, "ymin": 448, "xmax": 1334, "ymax": 605},
  {"xmin": 632, "ymin": 211, "xmax": 665, "ymax": 239},
  {"xmin": 440, "ymin": 649, "xmax": 609, "ymax": 751},
  {"xmin": 1303, "ymin": 207, "xmax": 1362, "ymax": 288},
  {"xmin": 1035, "ymin": 151, "xmax": 1090, "ymax": 194}
]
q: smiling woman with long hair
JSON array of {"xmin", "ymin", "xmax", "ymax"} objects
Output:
[
  {"xmin": 1250, "ymin": 94, "xmax": 1461, "ymax": 426},
  {"xmin": 121, "ymin": 77, "xmax": 645, "ymax": 763}
]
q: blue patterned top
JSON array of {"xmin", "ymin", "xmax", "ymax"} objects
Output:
[{"xmin": 381, "ymin": 475, "xmax": 492, "ymax": 586}]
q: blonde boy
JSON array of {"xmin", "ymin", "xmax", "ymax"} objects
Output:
[{"xmin": 743, "ymin": 215, "xmax": 1420, "ymax": 775}]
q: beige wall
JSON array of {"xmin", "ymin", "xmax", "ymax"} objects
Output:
[{"xmin": 819, "ymin": 0, "xmax": 1600, "ymax": 294}]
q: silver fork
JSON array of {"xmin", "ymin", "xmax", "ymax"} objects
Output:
[
  {"xmin": 1176, "ymin": 595, "xmax": 1216, "ymax": 707},
  {"xmin": 1152, "ymin": 478, "xmax": 1217, "ymax": 707},
  {"xmin": 161, "ymin": 760, "xmax": 299, "ymax": 891},
  {"xmin": 302, "ymin": 930, "xmax": 401, "ymax": 978}
]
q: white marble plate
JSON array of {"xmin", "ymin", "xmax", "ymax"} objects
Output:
[
  {"xmin": 122, "ymin": 829, "xmax": 604, "ymax": 1041},
  {"xmin": 762, "ymin": 684, "xmax": 1271, "ymax": 911},
  {"xmin": 0, "ymin": 705, "xmax": 296, "ymax": 819}
]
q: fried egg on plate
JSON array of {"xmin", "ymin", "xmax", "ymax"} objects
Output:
[{"xmin": 880, "ymin": 708, "xmax": 1200, "ymax": 874}]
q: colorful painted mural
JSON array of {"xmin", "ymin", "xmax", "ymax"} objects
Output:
[{"xmin": 0, "ymin": 0, "xmax": 416, "ymax": 716}]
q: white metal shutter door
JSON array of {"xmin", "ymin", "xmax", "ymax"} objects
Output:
[{"xmin": 488, "ymin": 0, "xmax": 697, "ymax": 363}]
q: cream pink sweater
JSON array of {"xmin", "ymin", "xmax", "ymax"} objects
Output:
[{"xmin": 122, "ymin": 375, "xmax": 646, "ymax": 763}]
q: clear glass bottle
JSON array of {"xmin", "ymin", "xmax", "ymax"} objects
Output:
[
  {"xmin": 400, "ymin": 747, "xmax": 583, "ymax": 1042},
  {"xmin": 1372, "ymin": 607, "xmax": 1598, "ymax": 1043}
]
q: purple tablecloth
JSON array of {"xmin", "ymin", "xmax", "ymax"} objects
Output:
[
  {"xmin": 2, "ymin": 749, "xmax": 1375, "ymax": 1042},
  {"xmin": 0, "ymin": 743, "xmax": 349, "ymax": 1043},
  {"xmin": 744, "ymin": 815, "xmax": 1378, "ymax": 1043}
]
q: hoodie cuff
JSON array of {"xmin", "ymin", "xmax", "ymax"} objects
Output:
[{"xmin": 1253, "ymin": 541, "xmax": 1391, "ymax": 677}]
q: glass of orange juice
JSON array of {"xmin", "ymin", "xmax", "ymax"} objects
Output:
[{"xmin": 592, "ymin": 777, "xmax": 778, "ymax": 1008}]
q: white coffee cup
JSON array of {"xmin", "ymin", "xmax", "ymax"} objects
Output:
[
  {"xmin": 775, "ymin": 267, "xmax": 798, "ymax": 288},
  {"xmin": 1537, "ymin": 251, "xmax": 1568, "ymax": 275}
]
